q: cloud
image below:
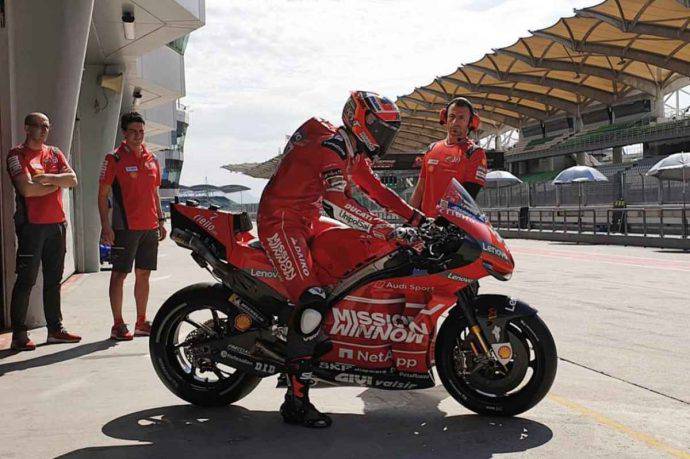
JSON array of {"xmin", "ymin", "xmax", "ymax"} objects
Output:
[{"xmin": 181, "ymin": 0, "xmax": 596, "ymax": 198}]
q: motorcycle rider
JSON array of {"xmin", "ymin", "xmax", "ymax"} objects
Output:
[{"xmin": 257, "ymin": 91, "xmax": 427, "ymax": 428}]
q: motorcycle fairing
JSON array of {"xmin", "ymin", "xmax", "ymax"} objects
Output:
[
  {"xmin": 312, "ymin": 361, "xmax": 435, "ymax": 390},
  {"xmin": 436, "ymin": 179, "xmax": 515, "ymax": 278}
]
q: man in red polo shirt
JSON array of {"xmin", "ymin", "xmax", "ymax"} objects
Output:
[
  {"xmin": 98, "ymin": 112, "xmax": 166, "ymax": 340},
  {"xmin": 410, "ymin": 97, "xmax": 488, "ymax": 216},
  {"xmin": 5, "ymin": 112, "xmax": 81, "ymax": 351}
]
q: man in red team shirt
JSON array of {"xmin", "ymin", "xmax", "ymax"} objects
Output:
[
  {"xmin": 98, "ymin": 112, "xmax": 167, "ymax": 341},
  {"xmin": 410, "ymin": 97, "xmax": 488, "ymax": 216},
  {"xmin": 257, "ymin": 91, "xmax": 427, "ymax": 428},
  {"xmin": 5, "ymin": 113, "xmax": 81, "ymax": 351}
]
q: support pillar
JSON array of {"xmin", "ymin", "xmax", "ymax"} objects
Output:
[
  {"xmin": 576, "ymin": 152, "xmax": 587, "ymax": 165},
  {"xmin": 74, "ymin": 66, "xmax": 124, "ymax": 273},
  {"xmin": 653, "ymin": 87, "xmax": 666, "ymax": 121},
  {"xmin": 612, "ymin": 146, "xmax": 624, "ymax": 164},
  {"xmin": 2, "ymin": 0, "xmax": 93, "ymax": 329}
]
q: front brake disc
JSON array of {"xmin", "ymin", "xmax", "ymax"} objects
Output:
[{"xmin": 464, "ymin": 332, "xmax": 530, "ymax": 395}]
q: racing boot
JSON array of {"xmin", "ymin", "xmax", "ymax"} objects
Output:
[{"xmin": 280, "ymin": 358, "xmax": 332, "ymax": 428}]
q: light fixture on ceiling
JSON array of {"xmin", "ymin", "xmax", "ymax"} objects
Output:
[
  {"xmin": 122, "ymin": 11, "xmax": 135, "ymax": 40},
  {"xmin": 132, "ymin": 88, "xmax": 142, "ymax": 108}
]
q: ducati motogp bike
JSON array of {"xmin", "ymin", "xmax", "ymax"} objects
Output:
[{"xmin": 149, "ymin": 179, "xmax": 557, "ymax": 416}]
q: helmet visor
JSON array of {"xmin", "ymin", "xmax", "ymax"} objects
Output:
[{"xmin": 367, "ymin": 115, "xmax": 400, "ymax": 156}]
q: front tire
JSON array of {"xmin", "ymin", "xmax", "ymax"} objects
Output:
[
  {"xmin": 436, "ymin": 312, "xmax": 557, "ymax": 416},
  {"xmin": 149, "ymin": 283, "xmax": 261, "ymax": 407}
]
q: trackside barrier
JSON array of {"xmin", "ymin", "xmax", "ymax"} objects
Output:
[{"xmin": 484, "ymin": 206, "xmax": 689, "ymax": 249}]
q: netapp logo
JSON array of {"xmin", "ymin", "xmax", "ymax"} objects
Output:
[
  {"xmin": 338, "ymin": 346, "xmax": 392, "ymax": 364},
  {"xmin": 330, "ymin": 309, "xmax": 429, "ymax": 344}
]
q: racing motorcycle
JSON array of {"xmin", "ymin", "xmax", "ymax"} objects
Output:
[{"xmin": 149, "ymin": 179, "xmax": 557, "ymax": 416}]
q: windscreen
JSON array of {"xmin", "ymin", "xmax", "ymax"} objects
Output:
[{"xmin": 437, "ymin": 178, "xmax": 486, "ymax": 223}]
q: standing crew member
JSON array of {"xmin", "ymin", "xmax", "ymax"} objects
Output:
[
  {"xmin": 410, "ymin": 97, "xmax": 488, "ymax": 216},
  {"xmin": 6, "ymin": 112, "xmax": 81, "ymax": 351},
  {"xmin": 258, "ymin": 91, "xmax": 427, "ymax": 428},
  {"xmin": 98, "ymin": 112, "xmax": 167, "ymax": 341}
]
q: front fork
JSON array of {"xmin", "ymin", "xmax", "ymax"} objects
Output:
[
  {"xmin": 455, "ymin": 285, "xmax": 509, "ymax": 370},
  {"xmin": 456, "ymin": 289, "xmax": 493, "ymax": 358}
]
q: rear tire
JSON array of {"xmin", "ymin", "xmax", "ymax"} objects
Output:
[
  {"xmin": 435, "ymin": 313, "xmax": 557, "ymax": 416},
  {"xmin": 149, "ymin": 283, "xmax": 261, "ymax": 407}
]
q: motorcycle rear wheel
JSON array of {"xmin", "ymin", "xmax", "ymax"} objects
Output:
[
  {"xmin": 149, "ymin": 283, "xmax": 261, "ymax": 407},
  {"xmin": 435, "ymin": 313, "xmax": 557, "ymax": 416}
]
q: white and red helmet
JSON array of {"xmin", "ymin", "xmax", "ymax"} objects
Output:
[{"xmin": 342, "ymin": 91, "xmax": 401, "ymax": 159}]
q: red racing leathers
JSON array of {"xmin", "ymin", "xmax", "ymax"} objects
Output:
[{"xmin": 257, "ymin": 117, "xmax": 419, "ymax": 304}]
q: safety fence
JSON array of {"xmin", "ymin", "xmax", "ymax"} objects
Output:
[
  {"xmin": 476, "ymin": 168, "xmax": 688, "ymax": 209},
  {"xmin": 484, "ymin": 206, "xmax": 688, "ymax": 239}
]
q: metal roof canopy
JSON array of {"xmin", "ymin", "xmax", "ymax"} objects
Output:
[
  {"xmin": 179, "ymin": 184, "xmax": 251, "ymax": 193},
  {"xmin": 393, "ymin": 0, "xmax": 690, "ymax": 153}
]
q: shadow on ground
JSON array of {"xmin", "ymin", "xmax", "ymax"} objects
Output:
[
  {"xmin": 58, "ymin": 386, "xmax": 553, "ymax": 458},
  {"xmin": 0, "ymin": 340, "xmax": 119, "ymax": 375},
  {"xmin": 654, "ymin": 248, "xmax": 690, "ymax": 253}
]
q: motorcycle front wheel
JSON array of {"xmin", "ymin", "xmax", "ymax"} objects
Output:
[{"xmin": 435, "ymin": 313, "xmax": 557, "ymax": 416}]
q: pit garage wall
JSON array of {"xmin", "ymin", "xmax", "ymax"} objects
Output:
[{"xmin": 0, "ymin": 0, "xmax": 94, "ymax": 329}]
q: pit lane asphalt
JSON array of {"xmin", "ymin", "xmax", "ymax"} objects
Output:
[{"xmin": 1, "ymin": 234, "xmax": 688, "ymax": 458}]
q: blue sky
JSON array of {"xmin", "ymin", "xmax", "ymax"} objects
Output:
[{"xmin": 180, "ymin": 0, "xmax": 596, "ymax": 202}]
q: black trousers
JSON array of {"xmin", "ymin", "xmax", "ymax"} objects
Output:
[{"xmin": 10, "ymin": 222, "xmax": 66, "ymax": 333}]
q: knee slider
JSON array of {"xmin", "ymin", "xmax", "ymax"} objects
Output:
[{"xmin": 296, "ymin": 287, "xmax": 329, "ymax": 337}]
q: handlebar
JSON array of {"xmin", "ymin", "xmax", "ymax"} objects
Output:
[{"xmin": 405, "ymin": 218, "xmax": 466, "ymax": 271}]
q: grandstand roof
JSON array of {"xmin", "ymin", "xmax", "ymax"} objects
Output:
[
  {"xmin": 221, "ymin": 159, "xmax": 281, "ymax": 180},
  {"xmin": 179, "ymin": 184, "xmax": 250, "ymax": 193},
  {"xmin": 392, "ymin": 0, "xmax": 690, "ymax": 154}
]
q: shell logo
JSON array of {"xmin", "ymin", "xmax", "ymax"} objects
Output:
[
  {"xmin": 234, "ymin": 314, "xmax": 252, "ymax": 332},
  {"xmin": 497, "ymin": 345, "xmax": 512, "ymax": 360}
]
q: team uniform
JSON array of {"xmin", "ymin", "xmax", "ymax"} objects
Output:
[
  {"xmin": 257, "ymin": 117, "xmax": 419, "ymax": 306},
  {"xmin": 418, "ymin": 138, "xmax": 487, "ymax": 217},
  {"xmin": 259, "ymin": 91, "xmax": 422, "ymax": 428},
  {"xmin": 6, "ymin": 144, "xmax": 71, "ymax": 334},
  {"xmin": 99, "ymin": 142, "xmax": 161, "ymax": 273}
]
